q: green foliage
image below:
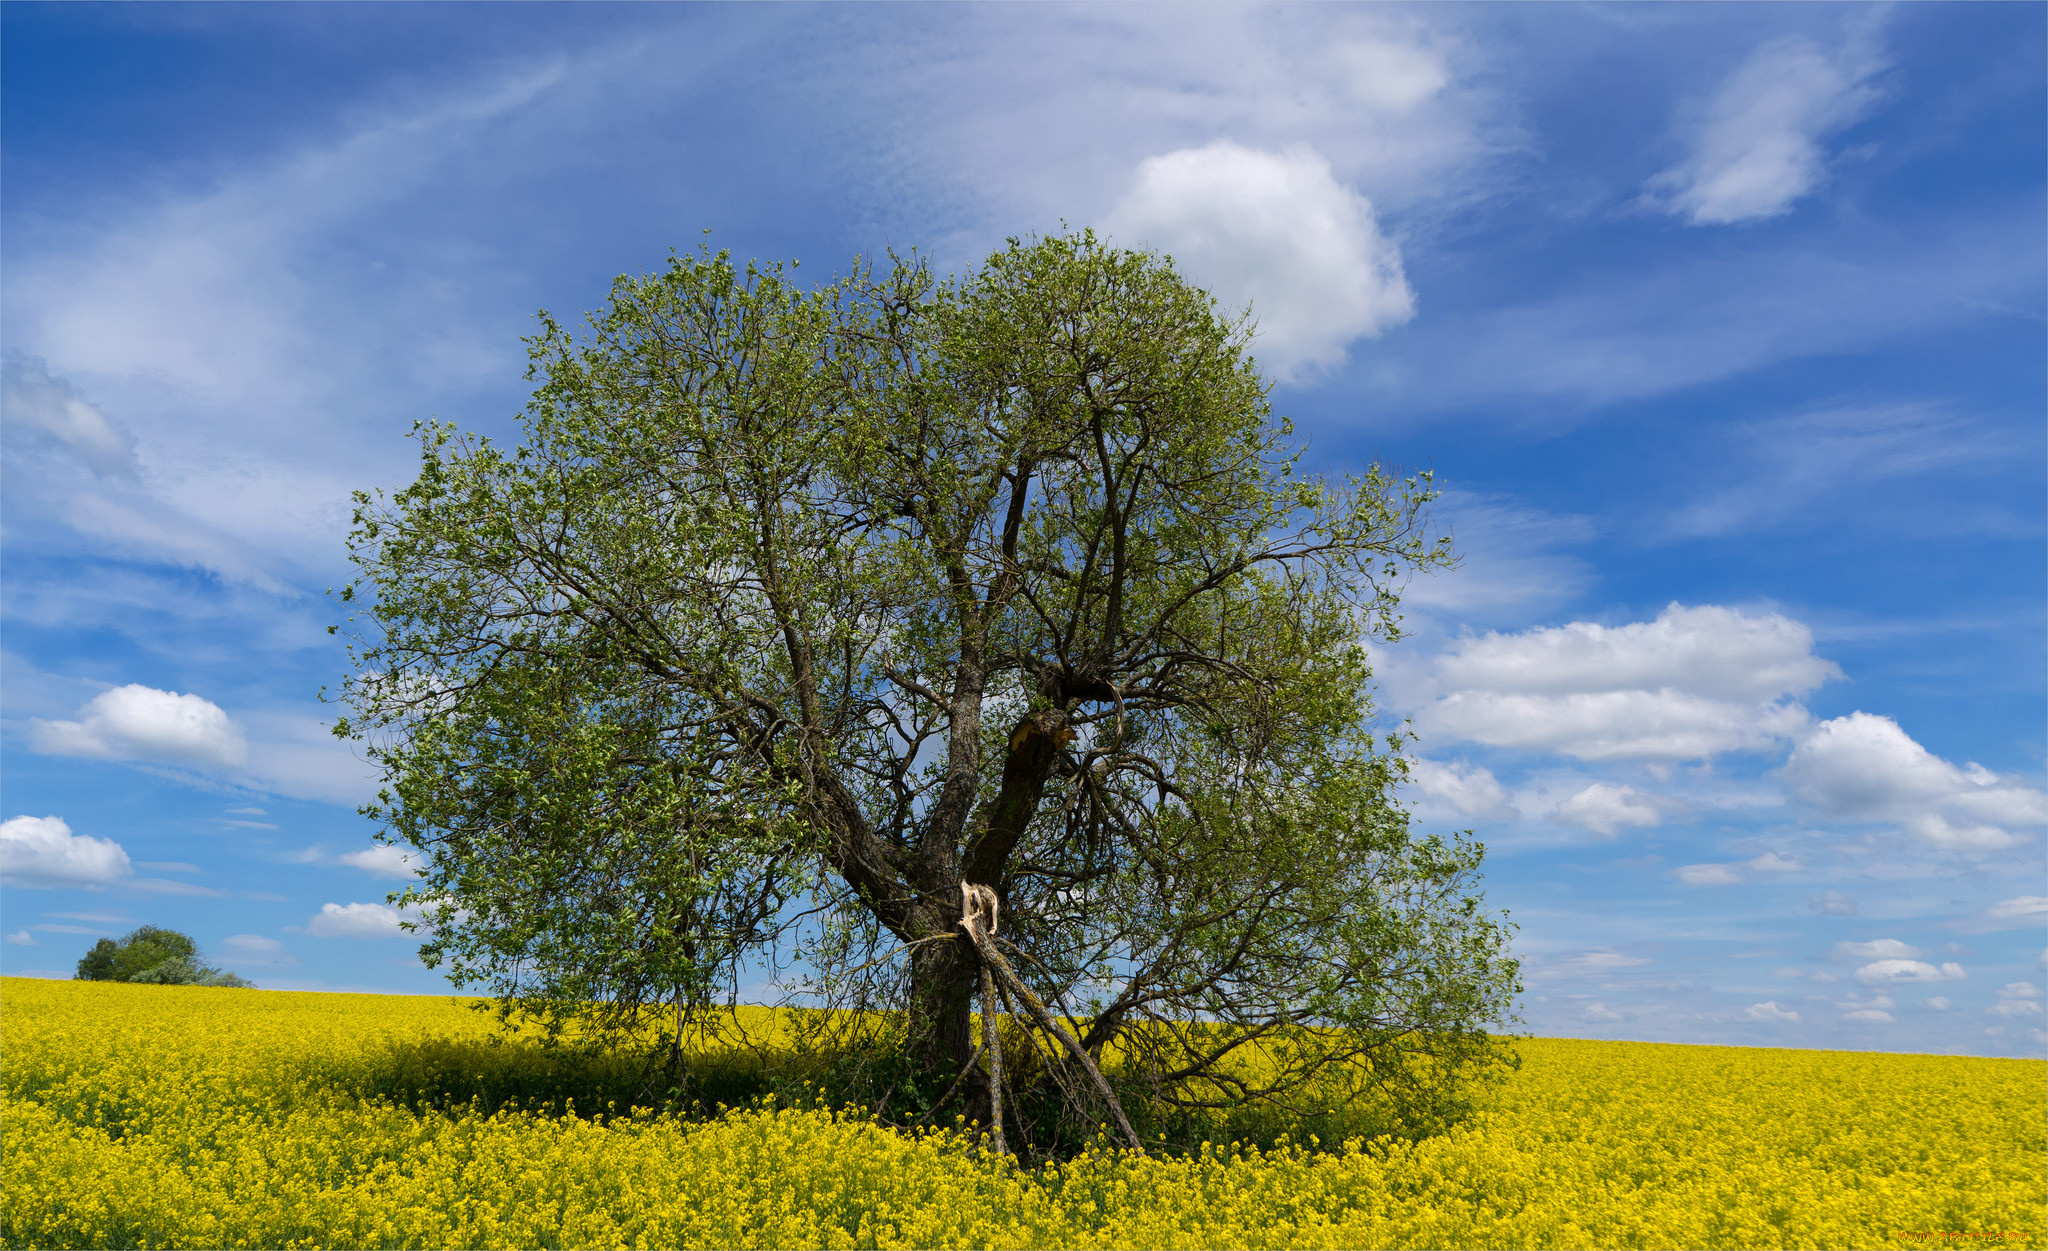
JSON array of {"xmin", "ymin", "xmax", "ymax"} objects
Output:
[
  {"xmin": 337, "ymin": 230, "xmax": 1521, "ymax": 1153},
  {"xmin": 74, "ymin": 927, "xmax": 253, "ymax": 988}
]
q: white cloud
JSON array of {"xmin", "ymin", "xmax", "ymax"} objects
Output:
[
  {"xmin": 220, "ymin": 934, "xmax": 299, "ymax": 968},
  {"xmin": 1643, "ymin": 32, "xmax": 1886, "ymax": 225},
  {"xmin": 1836, "ymin": 991, "xmax": 1895, "ymax": 1024},
  {"xmin": 1681, "ymin": 849, "xmax": 1807, "ymax": 887},
  {"xmin": 1430, "ymin": 604, "xmax": 1836, "ymax": 702},
  {"xmin": 0, "ymin": 815, "xmax": 133, "ymax": 890},
  {"xmin": 303, "ymin": 901, "xmax": 420, "ymax": 939},
  {"xmin": 1579, "ymin": 1002, "xmax": 1625, "ymax": 1023},
  {"xmin": 24, "ymin": 687, "xmax": 373, "ymax": 804},
  {"xmin": 31, "ymin": 685, "xmax": 248, "ymax": 769},
  {"xmin": 6, "ymin": 930, "xmax": 37, "ymax": 946},
  {"xmin": 1405, "ymin": 758, "xmax": 1518, "ymax": 821},
  {"xmin": 1105, "ymin": 140, "xmax": 1413, "ymax": 381},
  {"xmin": 1925, "ymin": 996, "xmax": 1952, "ymax": 1011},
  {"xmin": 338, "ymin": 845, "xmax": 424, "ymax": 880},
  {"xmin": 1742, "ymin": 1001, "xmax": 1799, "ymax": 1024},
  {"xmin": 1782, "ymin": 713, "xmax": 2048, "ymax": 850},
  {"xmin": 1989, "ymin": 982, "xmax": 2043, "ymax": 1018},
  {"xmin": 1413, "ymin": 604, "xmax": 1836, "ymax": 762},
  {"xmin": 1674, "ymin": 863, "xmax": 1745, "ymax": 887},
  {"xmin": 1554, "ymin": 783, "xmax": 1661, "ymax": 837},
  {"xmin": 1854, "ymin": 959, "xmax": 1966, "ymax": 987},
  {"xmin": 1835, "ymin": 939, "xmax": 1922, "ymax": 961}
]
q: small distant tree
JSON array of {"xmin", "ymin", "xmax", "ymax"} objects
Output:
[{"xmin": 75, "ymin": 926, "xmax": 254, "ymax": 988}]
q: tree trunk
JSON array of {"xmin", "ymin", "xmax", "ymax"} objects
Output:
[{"xmin": 906, "ymin": 916, "xmax": 986, "ymax": 1111}]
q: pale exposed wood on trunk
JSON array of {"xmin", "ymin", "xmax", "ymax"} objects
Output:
[{"xmin": 960, "ymin": 882, "xmax": 1146, "ymax": 1156}]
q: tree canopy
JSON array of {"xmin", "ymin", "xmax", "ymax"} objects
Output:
[
  {"xmin": 75, "ymin": 926, "xmax": 253, "ymax": 988},
  {"xmin": 337, "ymin": 231, "xmax": 1520, "ymax": 1153}
]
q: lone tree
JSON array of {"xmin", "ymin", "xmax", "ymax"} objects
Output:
[
  {"xmin": 75, "ymin": 926, "xmax": 253, "ymax": 987},
  {"xmin": 337, "ymin": 232, "xmax": 1519, "ymax": 1150}
]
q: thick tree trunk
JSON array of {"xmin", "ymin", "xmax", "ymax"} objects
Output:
[{"xmin": 906, "ymin": 919, "xmax": 987, "ymax": 1111}]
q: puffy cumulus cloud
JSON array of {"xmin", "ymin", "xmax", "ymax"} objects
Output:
[
  {"xmin": 1553, "ymin": 783, "xmax": 1661, "ymax": 837},
  {"xmin": 1781, "ymin": 713, "xmax": 2048, "ymax": 851},
  {"xmin": 1412, "ymin": 604, "xmax": 1837, "ymax": 762},
  {"xmin": 1404, "ymin": 758, "xmax": 1518, "ymax": 821},
  {"xmin": 0, "ymin": 815, "xmax": 133, "ymax": 890},
  {"xmin": 338, "ymin": 845, "xmax": 425, "ymax": 880},
  {"xmin": 1742, "ymin": 1001, "xmax": 1799, "ymax": 1024},
  {"xmin": 1854, "ymin": 959, "xmax": 1966, "ymax": 987},
  {"xmin": 2, "ymin": 355, "xmax": 138, "ymax": 478},
  {"xmin": 220, "ymin": 934, "xmax": 298, "ymax": 968},
  {"xmin": 302, "ymin": 902, "xmax": 418, "ymax": 940},
  {"xmin": 1837, "ymin": 990, "xmax": 1895, "ymax": 1023},
  {"xmin": 1430, "ymin": 604, "xmax": 1835, "ymax": 702},
  {"xmin": 7, "ymin": 930, "xmax": 38, "ymax": 946},
  {"xmin": 1835, "ymin": 938, "xmax": 1921, "ymax": 961},
  {"xmin": 1924, "ymin": 996, "xmax": 1952, "ymax": 1011},
  {"xmin": 1643, "ymin": 31, "xmax": 1886, "ymax": 225},
  {"xmin": 1105, "ymin": 141, "xmax": 1413, "ymax": 382},
  {"xmin": 30, "ymin": 685, "xmax": 248, "ymax": 770},
  {"xmin": 1989, "ymin": 982, "xmax": 2042, "ymax": 1019}
]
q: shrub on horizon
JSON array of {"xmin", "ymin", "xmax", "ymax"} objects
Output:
[{"xmin": 74, "ymin": 926, "xmax": 253, "ymax": 988}]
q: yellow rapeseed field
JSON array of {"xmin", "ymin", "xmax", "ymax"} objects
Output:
[{"xmin": 2, "ymin": 976, "xmax": 2041, "ymax": 1250}]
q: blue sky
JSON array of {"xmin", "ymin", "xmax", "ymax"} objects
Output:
[{"xmin": 3, "ymin": 2, "xmax": 2042, "ymax": 1057}]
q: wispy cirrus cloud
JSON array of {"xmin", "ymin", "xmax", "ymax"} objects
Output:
[{"xmin": 1641, "ymin": 28, "xmax": 1887, "ymax": 225}]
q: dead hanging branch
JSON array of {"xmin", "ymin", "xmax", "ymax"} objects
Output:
[{"xmin": 959, "ymin": 882, "xmax": 1146, "ymax": 1156}]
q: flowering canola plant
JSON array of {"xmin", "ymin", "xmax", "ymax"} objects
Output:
[{"xmin": 3, "ymin": 977, "xmax": 2041, "ymax": 1250}]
